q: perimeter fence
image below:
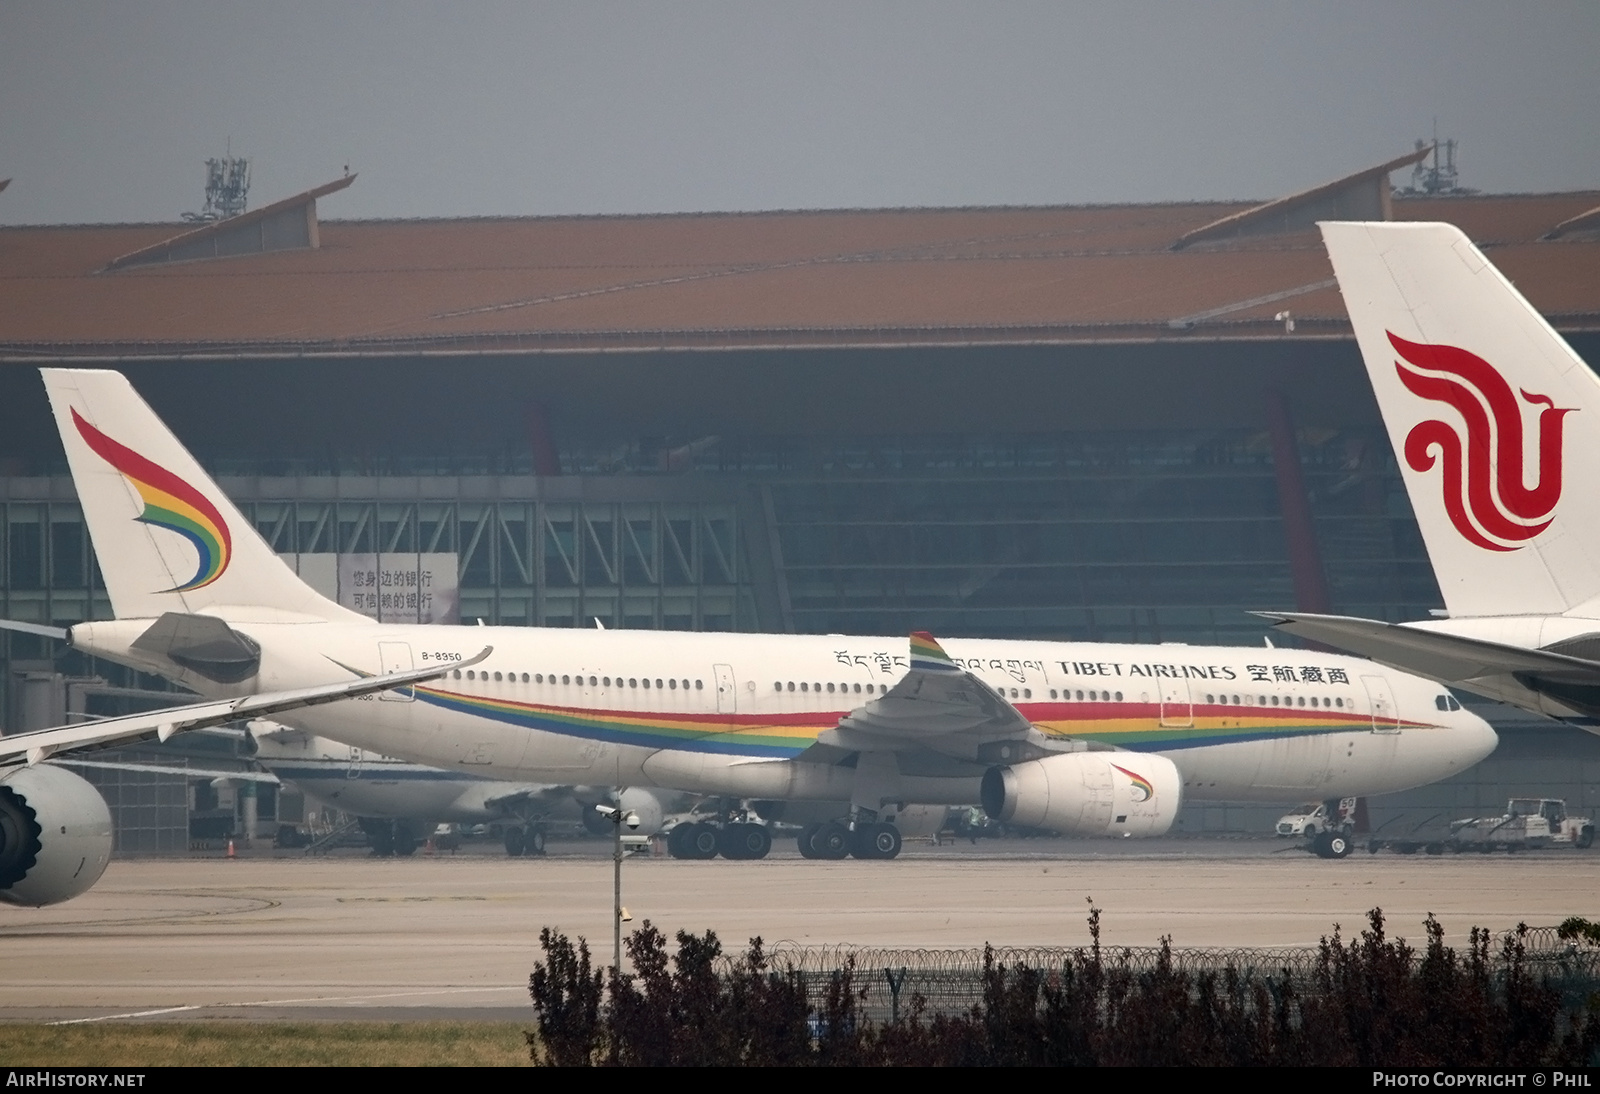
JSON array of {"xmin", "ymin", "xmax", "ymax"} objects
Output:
[{"xmin": 735, "ymin": 925, "xmax": 1600, "ymax": 1022}]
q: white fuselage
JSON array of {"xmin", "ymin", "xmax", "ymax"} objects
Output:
[
  {"xmin": 70, "ymin": 617, "xmax": 1498, "ymax": 808},
  {"xmin": 249, "ymin": 731, "xmax": 564, "ymax": 823}
]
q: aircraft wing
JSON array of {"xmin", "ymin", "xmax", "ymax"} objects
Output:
[
  {"xmin": 797, "ymin": 632, "xmax": 1052, "ymax": 765},
  {"xmin": 1252, "ymin": 612, "xmax": 1600, "ymax": 684},
  {"xmin": 52, "ymin": 758, "xmax": 281, "ymax": 783},
  {"xmin": 481, "ymin": 785, "xmax": 575, "ymax": 813},
  {"xmin": 0, "ymin": 647, "xmax": 492, "ymax": 766}
]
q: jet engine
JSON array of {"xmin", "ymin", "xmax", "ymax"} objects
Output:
[
  {"xmin": 981, "ymin": 752, "xmax": 1181, "ymax": 837},
  {"xmin": 0, "ymin": 764, "xmax": 114, "ymax": 907}
]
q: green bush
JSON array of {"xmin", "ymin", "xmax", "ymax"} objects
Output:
[{"xmin": 529, "ymin": 908, "xmax": 1600, "ymax": 1066}]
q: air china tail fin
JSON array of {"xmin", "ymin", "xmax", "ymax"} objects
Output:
[
  {"xmin": 1321, "ymin": 221, "xmax": 1600, "ymax": 619},
  {"xmin": 42, "ymin": 369, "xmax": 366, "ymax": 623}
]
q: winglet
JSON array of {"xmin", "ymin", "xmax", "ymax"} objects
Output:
[{"xmin": 909, "ymin": 631, "xmax": 960, "ymax": 673}]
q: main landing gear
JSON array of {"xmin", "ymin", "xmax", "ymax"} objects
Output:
[
  {"xmin": 664, "ymin": 800, "xmax": 775, "ymax": 860},
  {"xmin": 661, "ymin": 803, "xmax": 905, "ymax": 861},
  {"xmin": 359, "ymin": 817, "xmax": 424, "ymax": 857},
  {"xmin": 666, "ymin": 820, "xmax": 773, "ymax": 860},
  {"xmin": 503, "ymin": 824, "xmax": 548, "ymax": 857},
  {"xmin": 797, "ymin": 821, "xmax": 903, "ymax": 860}
]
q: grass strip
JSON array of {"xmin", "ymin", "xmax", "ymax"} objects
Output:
[{"xmin": 0, "ymin": 1021, "xmax": 531, "ymax": 1067}]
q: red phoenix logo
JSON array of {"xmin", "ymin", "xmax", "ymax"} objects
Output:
[{"xmin": 1390, "ymin": 331, "xmax": 1573, "ymax": 552}]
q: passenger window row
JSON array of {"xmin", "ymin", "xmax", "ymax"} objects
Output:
[
  {"xmin": 1203, "ymin": 693, "xmax": 1346, "ymax": 708},
  {"xmin": 450, "ymin": 669, "xmax": 704, "ymax": 691},
  {"xmin": 773, "ymin": 681, "xmax": 887, "ymax": 694}
]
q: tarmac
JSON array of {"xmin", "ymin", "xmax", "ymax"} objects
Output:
[{"xmin": 2, "ymin": 835, "xmax": 1595, "ymax": 1023}]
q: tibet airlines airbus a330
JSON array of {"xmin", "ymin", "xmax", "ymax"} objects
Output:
[
  {"xmin": 1, "ymin": 368, "xmax": 1495, "ymax": 904},
  {"xmin": 1261, "ymin": 222, "xmax": 1600, "ymax": 732}
]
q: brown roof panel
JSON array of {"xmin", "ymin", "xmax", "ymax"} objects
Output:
[
  {"xmin": 1393, "ymin": 192, "xmax": 1600, "ymax": 243},
  {"xmin": 2, "ymin": 194, "xmax": 1597, "ymax": 358}
]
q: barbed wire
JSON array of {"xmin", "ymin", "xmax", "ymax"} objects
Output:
[{"xmin": 718, "ymin": 926, "xmax": 1600, "ymax": 1021}]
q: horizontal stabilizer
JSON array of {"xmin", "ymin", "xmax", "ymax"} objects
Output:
[
  {"xmin": 1253, "ymin": 611, "xmax": 1600, "ymax": 685},
  {"xmin": 0, "ymin": 619, "xmax": 69, "ymax": 641}
]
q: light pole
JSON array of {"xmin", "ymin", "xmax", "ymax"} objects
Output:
[{"xmin": 595, "ymin": 803, "xmax": 640, "ymax": 973}]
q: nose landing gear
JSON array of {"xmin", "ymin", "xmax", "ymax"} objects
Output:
[{"xmin": 1311, "ymin": 830, "xmax": 1353, "ymax": 859}]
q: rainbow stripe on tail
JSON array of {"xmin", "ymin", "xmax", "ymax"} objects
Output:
[{"xmin": 72, "ymin": 409, "xmax": 232, "ymax": 592}]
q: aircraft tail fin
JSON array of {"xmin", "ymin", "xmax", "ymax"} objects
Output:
[
  {"xmin": 1320, "ymin": 221, "xmax": 1600, "ymax": 618},
  {"xmin": 42, "ymin": 369, "xmax": 366, "ymax": 623}
]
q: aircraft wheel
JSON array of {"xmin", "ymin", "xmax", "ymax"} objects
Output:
[
  {"xmin": 741, "ymin": 824, "xmax": 772, "ymax": 860},
  {"xmin": 812, "ymin": 822, "xmax": 851, "ymax": 860},
  {"xmin": 717, "ymin": 824, "xmax": 749, "ymax": 860},
  {"xmin": 797, "ymin": 823, "xmax": 822, "ymax": 859},
  {"xmin": 504, "ymin": 827, "xmax": 527, "ymax": 857},
  {"xmin": 721, "ymin": 823, "xmax": 771, "ymax": 861},
  {"xmin": 667, "ymin": 823, "xmax": 695, "ymax": 859},
  {"xmin": 392, "ymin": 820, "xmax": 421, "ymax": 857},
  {"xmin": 853, "ymin": 823, "xmax": 901, "ymax": 860},
  {"xmin": 1311, "ymin": 831, "xmax": 1333, "ymax": 859},
  {"xmin": 687, "ymin": 822, "xmax": 720, "ymax": 860},
  {"xmin": 1325, "ymin": 832, "xmax": 1351, "ymax": 859},
  {"xmin": 528, "ymin": 827, "xmax": 547, "ymax": 856},
  {"xmin": 362, "ymin": 818, "xmax": 395, "ymax": 857}
]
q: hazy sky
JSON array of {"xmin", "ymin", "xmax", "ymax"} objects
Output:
[{"xmin": 2, "ymin": 2, "xmax": 1597, "ymax": 224}]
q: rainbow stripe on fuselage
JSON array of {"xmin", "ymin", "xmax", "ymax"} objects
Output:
[
  {"xmin": 411, "ymin": 686, "xmax": 1428, "ymax": 759},
  {"xmin": 72, "ymin": 409, "xmax": 232, "ymax": 592}
]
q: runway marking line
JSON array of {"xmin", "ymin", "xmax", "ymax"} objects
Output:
[
  {"xmin": 47, "ymin": 987, "xmax": 516, "ymax": 1025},
  {"xmin": 335, "ymin": 895, "xmax": 489, "ymax": 903}
]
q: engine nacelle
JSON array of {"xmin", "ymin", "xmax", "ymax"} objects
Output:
[
  {"xmin": 0, "ymin": 765, "xmax": 114, "ymax": 907},
  {"xmin": 981, "ymin": 752, "xmax": 1181, "ymax": 838}
]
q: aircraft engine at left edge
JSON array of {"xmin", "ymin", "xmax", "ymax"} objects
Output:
[{"xmin": 0, "ymin": 764, "xmax": 113, "ymax": 907}]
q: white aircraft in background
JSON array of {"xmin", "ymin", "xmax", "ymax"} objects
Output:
[
  {"xmin": 3, "ymin": 368, "xmax": 1496, "ymax": 898},
  {"xmin": 249, "ymin": 723, "xmax": 697, "ymax": 854},
  {"xmin": 0, "ymin": 658, "xmax": 473, "ymax": 906},
  {"xmin": 64, "ymin": 721, "xmax": 695, "ymax": 857},
  {"xmin": 1260, "ymin": 222, "xmax": 1600, "ymax": 732}
]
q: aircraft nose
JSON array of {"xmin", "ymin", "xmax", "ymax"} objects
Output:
[{"xmin": 1459, "ymin": 708, "xmax": 1499, "ymax": 766}]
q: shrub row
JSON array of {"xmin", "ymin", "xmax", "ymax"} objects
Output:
[{"xmin": 528, "ymin": 908, "xmax": 1600, "ymax": 1066}]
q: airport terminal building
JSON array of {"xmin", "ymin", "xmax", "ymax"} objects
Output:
[{"xmin": 4, "ymin": 153, "xmax": 1600, "ymax": 841}]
